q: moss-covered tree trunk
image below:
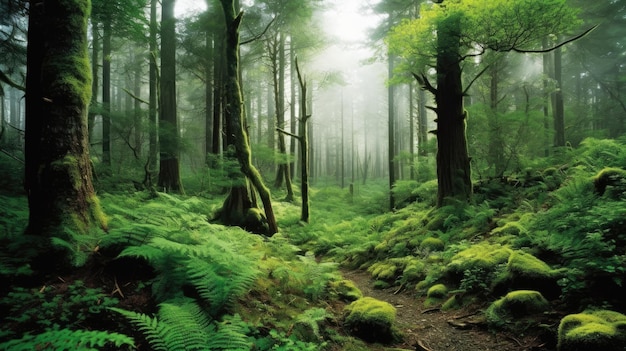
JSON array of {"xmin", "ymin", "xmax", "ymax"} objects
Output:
[
  {"xmin": 434, "ymin": 12, "xmax": 472, "ymax": 206},
  {"xmin": 25, "ymin": 0, "xmax": 106, "ymax": 237},
  {"xmin": 158, "ymin": 0, "xmax": 183, "ymax": 193},
  {"xmin": 219, "ymin": 0, "xmax": 278, "ymax": 235}
]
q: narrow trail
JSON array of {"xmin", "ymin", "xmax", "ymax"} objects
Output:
[{"xmin": 341, "ymin": 269, "xmax": 548, "ymax": 351}]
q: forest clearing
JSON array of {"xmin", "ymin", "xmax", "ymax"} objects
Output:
[{"xmin": 1, "ymin": 0, "xmax": 626, "ymax": 350}]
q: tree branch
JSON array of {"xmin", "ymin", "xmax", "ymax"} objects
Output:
[
  {"xmin": 510, "ymin": 25, "xmax": 598, "ymax": 54},
  {"xmin": 0, "ymin": 70, "xmax": 25, "ymax": 91},
  {"xmin": 462, "ymin": 64, "xmax": 491, "ymax": 96},
  {"xmin": 241, "ymin": 16, "xmax": 276, "ymax": 45},
  {"xmin": 276, "ymin": 127, "xmax": 301, "ymax": 141},
  {"xmin": 412, "ymin": 72, "xmax": 436, "ymax": 95}
]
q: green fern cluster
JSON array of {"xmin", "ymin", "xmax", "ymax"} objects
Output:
[
  {"xmin": 111, "ymin": 299, "xmax": 250, "ymax": 351},
  {"xmin": 0, "ymin": 328, "xmax": 134, "ymax": 351}
]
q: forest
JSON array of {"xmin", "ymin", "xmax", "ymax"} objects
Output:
[{"xmin": 1, "ymin": 0, "xmax": 626, "ymax": 350}]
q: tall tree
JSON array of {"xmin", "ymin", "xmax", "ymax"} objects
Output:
[
  {"xmin": 389, "ymin": 0, "xmax": 584, "ymax": 206},
  {"xmin": 24, "ymin": 0, "xmax": 106, "ymax": 239},
  {"xmin": 218, "ymin": 0, "xmax": 278, "ymax": 235},
  {"xmin": 158, "ymin": 0, "xmax": 183, "ymax": 192}
]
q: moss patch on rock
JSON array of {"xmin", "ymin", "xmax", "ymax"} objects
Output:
[
  {"xmin": 344, "ymin": 297, "xmax": 397, "ymax": 343},
  {"xmin": 447, "ymin": 243, "xmax": 512, "ymax": 274},
  {"xmin": 485, "ymin": 290, "xmax": 550, "ymax": 331},
  {"xmin": 593, "ymin": 167, "xmax": 626, "ymax": 198},
  {"xmin": 424, "ymin": 283, "xmax": 448, "ymax": 307},
  {"xmin": 557, "ymin": 310, "xmax": 626, "ymax": 351},
  {"xmin": 330, "ymin": 279, "xmax": 362, "ymax": 302}
]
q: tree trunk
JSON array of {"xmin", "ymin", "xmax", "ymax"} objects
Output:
[
  {"xmin": 88, "ymin": 21, "xmax": 99, "ymax": 142},
  {"xmin": 417, "ymin": 88, "xmax": 428, "ymax": 157},
  {"xmin": 434, "ymin": 12, "xmax": 472, "ymax": 206},
  {"xmin": 388, "ymin": 54, "xmax": 396, "ymax": 210},
  {"xmin": 296, "ymin": 59, "xmax": 310, "ymax": 222},
  {"xmin": 147, "ymin": 0, "xmax": 158, "ymax": 188},
  {"xmin": 219, "ymin": 0, "xmax": 278, "ymax": 235},
  {"xmin": 25, "ymin": 0, "xmax": 106, "ymax": 239},
  {"xmin": 553, "ymin": 45, "xmax": 565, "ymax": 147},
  {"xmin": 289, "ymin": 37, "xmax": 297, "ymax": 178},
  {"xmin": 102, "ymin": 16, "xmax": 111, "ymax": 168},
  {"xmin": 205, "ymin": 27, "xmax": 214, "ymax": 163},
  {"xmin": 158, "ymin": 0, "xmax": 183, "ymax": 193}
]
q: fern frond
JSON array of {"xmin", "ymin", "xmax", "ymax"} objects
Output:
[
  {"xmin": 109, "ymin": 307, "xmax": 171, "ymax": 351},
  {"xmin": 0, "ymin": 328, "xmax": 135, "ymax": 351}
]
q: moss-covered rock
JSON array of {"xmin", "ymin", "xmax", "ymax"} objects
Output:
[
  {"xmin": 447, "ymin": 243, "xmax": 512, "ymax": 274},
  {"xmin": 593, "ymin": 167, "xmax": 626, "ymax": 198},
  {"xmin": 368, "ymin": 261, "xmax": 398, "ymax": 280},
  {"xmin": 419, "ymin": 237, "xmax": 445, "ymax": 252},
  {"xmin": 344, "ymin": 297, "xmax": 397, "ymax": 343},
  {"xmin": 485, "ymin": 290, "xmax": 550, "ymax": 331},
  {"xmin": 495, "ymin": 251, "xmax": 562, "ymax": 299},
  {"xmin": 441, "ymin": 295, "xmax": 463, "ymax": 311},
  {"xmin": 557, "ymin": 310, "xmax": 626, "ymax": 351},
  {"xmin": 330, "ymin": 279, "xmax": 362, "ymax": 302},
  {"xmin": 424, "ymin": 284, "xmax": 448, "ymax": 307}
]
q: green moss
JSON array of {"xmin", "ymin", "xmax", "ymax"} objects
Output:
[
  {"xmin": 419, "ymin": 237, "xmax": 445, "ymax": 251},
  {"xmin": 401, "ymin": 259, "xmax": 426, "ymax": 282},
  {"xmin": 368, "ymin": 261, "xmax": 398, "ymax": 280},
  {"xmin": 558, "ymin": 310, "xmax": 626, "ymax": 351},
  {"xmin": 485, "ymin": 290, "xmax": 549, "ymax": 330},
  {"xmin": 51, "ymin": 155, "xmax": 82, "ymax": 190},
  {"xmin": 344, "ymin": 297, "xmax": 397, "ymax": 343},
  {"xmin": 330, "ymin": 279, "xmax": 363, "ymax": 302},
  {"xmin": 441, "ymin": 295, "xmax": 463, "ymax": 311},
  {"xmin": 426, "ymin": 284, "xmax": 448, "ymax": 299},
  {"xmin": 424, "ymin": 284, "xmax": 448, "ymax": 307},
  {"xmin": 506, "ymin": 251, "xmax": 556, "ymax": 279},
  {"xmin": 593, "ymin": 167, "xmax": 626, "ymax": 197},
  {"xmin": 447, "ymin": 243, "xmax": 512, "ymax": 273}
]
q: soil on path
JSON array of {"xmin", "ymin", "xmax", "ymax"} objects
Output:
[{"xmin": 341, "ymin": 269, "xmax": 553, "ymax": 351}]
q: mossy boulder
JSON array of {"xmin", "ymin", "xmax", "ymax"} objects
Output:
[
  {"xmin": 330, "ymin": 279, "xmax": 363, "ymax": 302},
  {"xmin": 496, "ymin": 251, "xmax": 562, "ymax": 299},
  {"xmin": 485, "ymin": 290, "xmax": 550, "ymax": 331},
  {"xmin": 593, "ymin": 167, "xmax": 626, "ymax": 198},
  {"xmin": 344, "ymin": 297, "xmax": 397, "ymax": 343},
  {"xmin": 419, "ymin": 237, "xmax": 445, "ymax": 252},
  {"xmin": 447, "ymin": 243, "xmax": 512, "ymax": 274},
  {"xmin": 424, "ymin": 284, "xmax": 448, "ymax": 307},
  {"xmin": 557, "ymin": 310, "xmax": 626, "ymax": 351}
]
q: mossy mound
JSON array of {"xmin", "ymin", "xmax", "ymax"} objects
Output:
[
  {"xmin": 424, "ymin": 284, "xmax": 448, "ymax": 307},
  {"xmin": 557, "ymin": 310, "xmax": 626, "ymax": 351},
  {"xmin": 495, "ymin": 251, "xmax": 562, "ymax": 299},
  {"xmin": 593, "ymin": 167, "xmax": 626, "ymax": 198},
  {"xmin": 344, "ymin": 297, "xmax": 397, "ymax": 343},
  {"xmin": 485, "ymin": 290, "xmax": 550, "ymax": 331},
  {"xmin": 419, "ymin": 237, "xmax": 445, "ymax": 252},
  {"xmin": 330, "ymin": 279, "xmax": 363, "ymax": 302},
  {"xmin": 447, "ymin": 243, "xmax": 512, "ymax": 274}
]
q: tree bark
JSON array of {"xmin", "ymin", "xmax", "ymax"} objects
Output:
[
  {"xmin": 25, "ymin": 0, "xmax": 106, "ymax": 238},
  {"xmin": 88, "ymin": 21, "xmax": 99, "ymax": 142},
  {"xmin": 146, "ymin": 0, "xmax": 158, "ymax": 187},
  {"xmin": 102, "ymin": 16, "xmax": 111, "ymax": 168},
  {"xmin": 433, "ymin": 12, "xmax": 472, "ymax": 206},
  {"xmin": 219, "ymin": 0, "xmax": 278, "ymax": 235},
  {"xmin": 388, "ymin": 54, "xmax": 396, "ymax": 210},
  {"xmin": 553, "ymin": 44, "xmax": 565, "ymax": 147},
  {"xmin": 158, "ymin": 0, "xmax": 183, "ymax": 193}
]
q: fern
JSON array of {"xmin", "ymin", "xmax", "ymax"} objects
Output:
[
  {"xmin": 0, "ymin": 328, "xmax": 134, "ymax": 351},
  {"xmin": 294, "ymin": 308, "xmax": 331, "ymax": 340},
  {"xmin": 110, "ymin": 300, "xmax": 251, "ymax": 351}
]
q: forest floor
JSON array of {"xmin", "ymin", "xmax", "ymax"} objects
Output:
[{"xmin": 341, "ymin": 269, "xmax": 554, "ymax": 351}]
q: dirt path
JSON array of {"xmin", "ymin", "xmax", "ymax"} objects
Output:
[{"xmin": 341, "ymin": 269, "xmax": 549, "ymax": 351}]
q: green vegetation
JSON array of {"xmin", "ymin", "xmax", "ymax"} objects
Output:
[
  {"xmin": 557, "ymin": 310, "xmax": 626, "ymax": 351},
  {"xmin": 2, "ymin": 137, "xmax": 626, "ymax": 350},
  {"xmin": 343, "ymin": 297, "xmax": 398, "ymax": 344}
]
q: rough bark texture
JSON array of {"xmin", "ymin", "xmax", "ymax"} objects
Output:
[
  {"xmin": 434, "ymin": 12, "xmax": 472, "ymax": 206},
  {"xmin": 219, "ymin": 0, "xmax": 278, "ymax": 235},
  {"xmin": 25, "ymin": 0, "xmax": 106, "ymax": 237},
  {"xmin": 158, "ymin": 0, "xmax": 183, "ymax": 193}
]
